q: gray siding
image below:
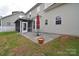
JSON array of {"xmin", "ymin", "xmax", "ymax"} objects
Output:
[
  {"xmin": 1, "ymin": 13, "xmax": 25, "ymax": 26},
  {"xmin": 25, "ymin": 3, "xmax": 79, "ymax": 36},
  {"xmin": 31, "ymin": 8, "xmax": 37, "ymax": 18},
  {"xmin": 40, "ymin": 3, "xmax": 79, "ymax": 36}
]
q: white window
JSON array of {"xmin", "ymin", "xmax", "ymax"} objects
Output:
[
  {"xmin": 29, "ymin": 12, "xmax": 31, "ymax": 15},
  {"xmin": 37, "ymin": 6, "xmax": 40, "ymax": 12},
  {"xmin": 45, "ymin": 19, "xmax": 48, "ymax": 25},
  {"xmin": 56, "ymin": 16, "xmax": 62, "ymax": 25},
  {"xmin": 29, "ymin": 12, "xmax": 31, "ymax": 18}
]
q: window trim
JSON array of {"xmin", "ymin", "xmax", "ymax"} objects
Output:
[
  {"xmin": 45, "ymin": 19, "xmax": 48, "ymax": 25},
  {"xmin": 56, "ymin": 16, "xmax": 62, "ymax": 25}
]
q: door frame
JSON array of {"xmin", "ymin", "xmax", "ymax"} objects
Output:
[{"xmin": 22, "ymin": 22, "xmax": 28, "ymax": 33}]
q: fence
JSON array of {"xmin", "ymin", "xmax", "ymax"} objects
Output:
[{"xmin": 0, "ymin": 26, "xmax": 15, "ymax": 32}]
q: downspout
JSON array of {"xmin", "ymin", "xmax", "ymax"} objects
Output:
[
  {"xmin": 20, "ymin": 21, "xmax": 22, "ymax": 33},
  {"xmin": 1, "ymin": 19, "xmax": 2, "ymax": 32}
]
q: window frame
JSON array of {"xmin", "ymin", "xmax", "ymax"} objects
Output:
[
  {"xmin": 56, "ymin": 16, "xmax": 62, "ymax": 25},
  {"xmin": 29, "ymin": 12, "xmax": 31, "ymax": 18},
  {"xmin": 45, "ymin": 19, "xmax": 48, "ymax": 25}
]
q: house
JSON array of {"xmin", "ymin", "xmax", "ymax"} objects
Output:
[
  {"xmin": 0, "ymin": 11, "xmax": 25, "ymax": 32},
  {"xmin": 15, "ymin": 4, "xmax": 41, "ymax": 33},
  {"xmin": 0, "ymin": 16, "xmax": 2, "ymax": 26},
  {"xmin": 16, "ymin": 3, "xmax": 79, "ymax": 36}
]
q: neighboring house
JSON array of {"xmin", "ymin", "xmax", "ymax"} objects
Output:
[
  {"xmin": 16, "ymin": 3, "xmax": 79, "ymax": 36},
  {"xmin": 0, "ymin": 16, "xmax": 2, "ymax": 26},
  {"xmin": 0, "ymin": 11, "xmax": 25, "ymax": 32}
]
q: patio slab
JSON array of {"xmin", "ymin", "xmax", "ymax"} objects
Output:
[{"xmin": 21, "ymin": 32, "xmax": 61, "ymax": 44}]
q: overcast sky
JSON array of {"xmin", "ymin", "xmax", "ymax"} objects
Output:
[
  {"xmin": 0, "ymin": 0, "xmax": 38, "ymax": 17},
  {"xmin": 0, "ymin": 0, "xmax": 77, "ymax": 17}
]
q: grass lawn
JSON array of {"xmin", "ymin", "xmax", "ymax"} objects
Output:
[
  {"xmin": 0, "ymin": 32, "xmax": 79, "ymax": 56},
  {"xmin": 42, "ymin": 35, "xmax": 79, "ymax": 56},
  {"xmin": 0, "ymin": 32, "xmax": 40, "ymax": 56}
]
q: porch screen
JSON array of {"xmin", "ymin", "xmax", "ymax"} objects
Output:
[{"xmin": 23, "ymin": 23, "xmax": 26, "ymax": 30}]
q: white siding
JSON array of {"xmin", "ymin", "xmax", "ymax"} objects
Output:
[
  {"xmin": 0, "ymin": 12, "xmax": 25, "ymax": 32},
  {"xmin": 40, "ymin": 3, "xmax": 79, "ymax": 36},
  {"xmin": 0, "ymin": 26, "xmax": 15, "ymax": 32},
  {"xmin": 37, "ymin": 6, "xmax": 40, "ymax": 13},
  {"xmin": 1, "ymin": 13, "xmax": 24, "ymax": 26},
  {"xmin": 31, "ymin": 8, "xmax": 37, "ymax": 18}
]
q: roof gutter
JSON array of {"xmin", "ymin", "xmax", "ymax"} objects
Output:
[{"xmin": 44, "ymin": 3, "xmax": 65, "ymax": 12}]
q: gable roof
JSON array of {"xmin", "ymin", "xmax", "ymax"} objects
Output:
[
  {"xmin": 0, "ymin": 14, "xmax": 15, "ymax": 20},
  {"xmin": 25, "ymin": 3, "xmax": 65, "ymax": 15},
  {"xmin": 25, "ymin": 3, "xmax": 42, "ymax": 15},
  {"xmin": 15, "ymin": 18, "xmax": 32, "ymax": 23},
  {"xmin": 0, "ymin": 11, "xmax": 25, "ymax": 20}
]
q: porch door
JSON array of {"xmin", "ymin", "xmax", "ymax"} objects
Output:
[{"xmin": 22, "ymin": 22, "xmax": 28, "ymax": 33}]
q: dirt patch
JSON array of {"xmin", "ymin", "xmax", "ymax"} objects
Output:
[{"xmin": 11, "ymin": 45, "xmax": 30, "ymax": 55}]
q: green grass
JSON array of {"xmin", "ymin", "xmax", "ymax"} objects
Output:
[
  {"xmin": 42, "ymin": 35, "xmax": 79, "ymax": 56},
  {"xmin": 0, "ymin": 32, "xmax": 79, "ymax": 56},
  {"xmin": 0, "ymin": 31, "xmax": 16, "ymax": 35},
  {"xmin": 0, "ymin": 32, "xmax": 40, "ymax": 55}
]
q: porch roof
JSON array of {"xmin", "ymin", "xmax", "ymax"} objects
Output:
[{"xmin": 15, "ymin": 18, "xmax": 33, "ymax": 23}]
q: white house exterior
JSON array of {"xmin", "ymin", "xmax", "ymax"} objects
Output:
[
  {"xmin": 25, "ymin": 3, "xmax": 79, "ymax": 36},
  {"xmin": 0, "ymin": 3, "xmax": 79, "ymax": 36},
  {"xmin": 0, "ymin": 11, "xmax": 25, "ymax": 32}
]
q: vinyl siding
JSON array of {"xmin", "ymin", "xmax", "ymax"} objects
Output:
[
  {"xmin": 1, "ymin": 13, "xmax": 25, "ymax": 26},
  {"xmin": 31, "ymin": 8, "xmax": 37, "ymax": 18},
  {"xmin": 40, "ymin": 3, "xmax": 79, "ymax": 36}
]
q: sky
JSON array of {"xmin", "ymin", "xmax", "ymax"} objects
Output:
[
  {"xmin": 0, "ymin": 0, "xmax": 37, "ymax": 17},
  {"xmin": 0, "ymin": 0, "xmax": 78, "ymax": 17}
]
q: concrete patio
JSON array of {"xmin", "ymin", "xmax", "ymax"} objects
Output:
[{"xmin": 21, "ymin": 32, "xmax": 61, "ymax": 44}]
